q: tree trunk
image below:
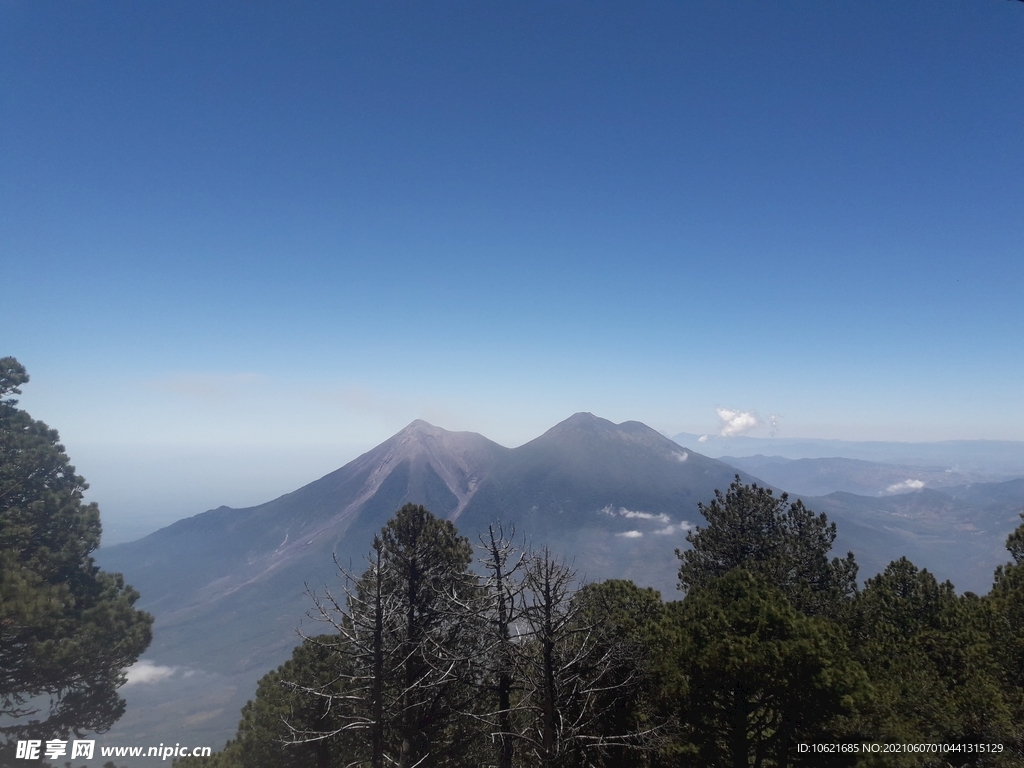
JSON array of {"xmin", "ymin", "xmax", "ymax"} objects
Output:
[
  {"xmin": 488, "ymin": 526, "xmax": 516, "ymax": 768},
  {"xmin": 400, "ymin": 554, "xmax": 421, "ymax": 768},
  {"xmin": 541, "ymin": 575, "xmax": 557, "ymax": 766},
  {"xmin": 371, "ymin": 538, "xmax": 385, "ymax": 768},
  {"xmin": 731, "ymin": 684, "xmax": 749, "ymax": 768}
]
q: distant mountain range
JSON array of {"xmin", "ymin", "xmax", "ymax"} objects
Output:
[
  {"xmin": 672, "ymin": 432, "xmax": 1024, "ymax": 475},
  {"xmin": 719, "ymin": 454, "xmax": 1006, "ymax": 498},
  {"xmin": 95, "ymin": 414, "xmax": 1024, "ymax": 757}
]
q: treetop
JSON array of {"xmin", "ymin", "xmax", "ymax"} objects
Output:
[{"xmin": 0, "ymin": 356, "xmax": 29, "ymax": 402}]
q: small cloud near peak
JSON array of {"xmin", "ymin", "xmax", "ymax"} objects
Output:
[
  {"xmin": 601, "ymin": 506, "xmax": 670, "ymax": 524},
  {"xmin": 616, "ymin": 530, "xmax": 643, "ymax": 538}
]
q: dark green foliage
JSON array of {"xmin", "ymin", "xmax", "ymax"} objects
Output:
[
  {"xmin": 0, "ymin": 358, "xmax": 152, "ymax": 751},
  {"xmin": 986, "ymin": 514, "xmax": 1024, "ymax": 762},
  {"xmin": 474, "ymin": 536, "xmax": 666, "ymax": 768},
  {"xmin": 300, "ymin": 504, "xmax": 483, "ymax": 768},
  {"xmin": 570, "ymin": 579, "xmax": 671, "ymax": 767},
  {"xmin": 377, "ymin": 504, "xmax": 481, "ymax": 768},
  {"xmin": 990, "ymin": 518, "xmax": 1024, "ymax": 687},
  {"xmin": 1004, "ymin": 513, "xmax": 1024, "ymax": 566},
  {"xmin": 848, "ymin": 558, "xmax": 1019, "ymax": 766},
  {"xmin": 238, "ymin": 635, "xmax": 352, "ymax": 767},
  {"xmin": 173, "ymin": 748, "xmax": 239, "ymax": 768},
  {"xmin": 669, "ymin": 569, "xmax": 867, "ymax": 768},
  {"xmin": 177, "ymin": 507, "xmax": 484, "ymax": 768},
  {"xmin": 676, "ymin": 476, "xmax": 858, "ymax": 617}
]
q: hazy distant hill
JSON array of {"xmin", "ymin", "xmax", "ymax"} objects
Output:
[
  {"xmin": 673, "ymin": 432, "xmax": 1024, "ymax": 475},
  {"xmin": 699, "ymin": 454, "xmax": 1024, "ymax": 595},
  {"xmin": 719, "ymin": 455, "xmax": 1002, "ymax": 498},
  {"xmin": 94, "ymin": 415, "xmax": 1024, "ymax": 758},
  {"xmin": 704, "ymin": 454, "xmax": 1024, "ymax": 594},
  {"xmin": 814, "ymin": 481, "xmax": 1024, "ymax": 595}
]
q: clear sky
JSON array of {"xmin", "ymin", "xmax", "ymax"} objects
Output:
[{"xmin": 4, "ymin": 2, "xmax": 1023, "ymax": 540}]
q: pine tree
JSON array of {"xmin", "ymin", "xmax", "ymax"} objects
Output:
[
  {"xmin": 298, "ymin": 537, "xmax": 394, "ymax": 768},
  {"xmin": 379, "ymin": 504, "xmax": 481, "ymax": 767},
  {"xmin": 0, "ymin": 357, "xmax": 152, "ymax": 753},
  {"xmin": 670, "ymin": 569, "xmax": 867, "ymax": 768},
  {"xmin": 676, "ymin": 476, "xmax": 858, "ymax": 618},
  {"xmin": 984, "ymin": 516, "xmax": 1024, "ymax": 763},
  {"xmin": 571, "ymin": 579, "xmax": 670, "ymax": 767},
  {"xmin": 848, "ymin": 558, "xmax": 1018, "ymax": 766},
  {"xmin": 296, "ymin": 504, "xmax": 482, "ymax": 768}
]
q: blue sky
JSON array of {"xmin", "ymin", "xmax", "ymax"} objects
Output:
[{"xmin": 3, "ymin": 2, "xmax": 1023, "ymax": 539}]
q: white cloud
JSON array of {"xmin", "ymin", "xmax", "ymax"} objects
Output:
[
  {"xmin": 124, "ymin": 660, "xmax": 177, "ymax": 686},
  {"xmin": 622, "ymin": 509, "xmax": 670, "ymax": 524},
  {"xmin": 886, "ymin": 479, "xmax": 925, "ymax": 494},
  {"xmin": 698, "ymin": 435, "xmax": 708, "ymax": 443},
  {"xmin": 601, "ymin": 506, "xmax": 670, "ymax": 524},
  {"xmin": 600, "ymin": 505, "xmax": 691, "ymax": 536},
  {"xmin": 654, "ymin": 520, "xmax": 694, "ymax": 535},
  {"xmin": 674, "ymin": 451, "xmax": 689, "ymax": 462},
  {"xmin": 716, "ymin": 407, "xmax": 762, "ymax": 437}
]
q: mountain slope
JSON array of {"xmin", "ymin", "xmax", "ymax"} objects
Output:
[
  {"xmin": 814, "ymin": 483, "xmax": 1024, "ymax": 594},
  {"xmin": 463, "ymin": 413, "xmax": 740, "ymax": 529},
  {"xmin": 99, "ymin": 420, "xmax": 510, "ymax": 671},
  {"xmin": 458, "ymin": 413, "xmax": 752, "ymax": 590},
  {"xmin": 95, "ymin": 413, "xmax": 754, "ymax": 756}
]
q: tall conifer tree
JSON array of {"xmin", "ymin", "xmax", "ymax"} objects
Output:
[
  {"xmin": 294, "ymin": 504, "xmax": 482, "ymax": 767},
  {"xmin": 0, "ymin": 358, "xmax": 152, "ymax": 753},
  {"xmin": 676, "ymin": 476, "xmax": 857, "ymax": 617}
]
